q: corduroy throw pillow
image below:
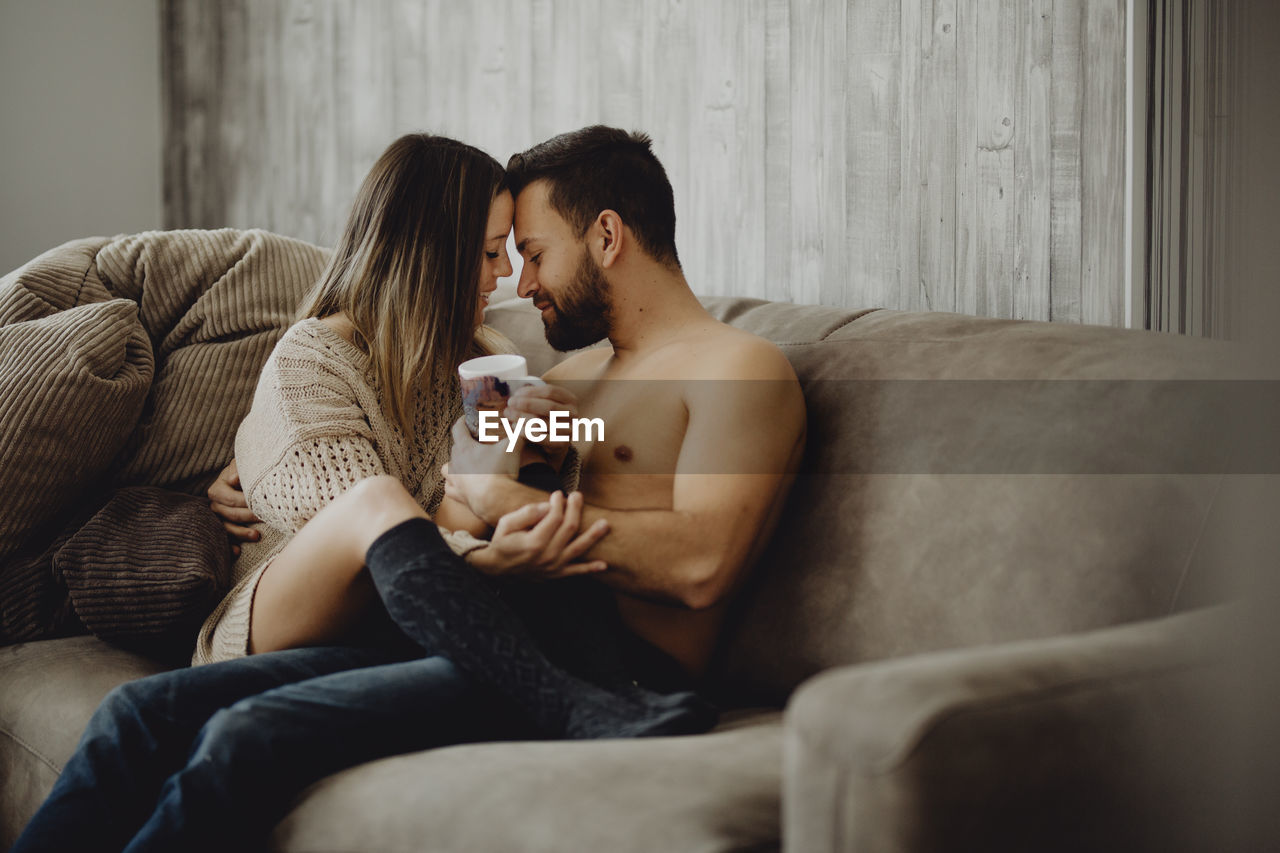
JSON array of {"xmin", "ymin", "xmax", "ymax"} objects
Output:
[
  {"xmin": 0, "ymin": 300, "xmax": 153, "ymax": 642},
  {"xmin": 54, "ymin": 486, "xmax": 232, "ymax": 661},
  {"xmin": 96, "ymin": 229, "xmax": 330, "ymax": 495}
]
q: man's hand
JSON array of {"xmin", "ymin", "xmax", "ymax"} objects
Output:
[
  {"xmin": 207, "ymin": 459, "xmax": 261, "ymax": 555},
  {"xmin": 443, "ymin": 417, "xmax": 521, "ymax": 520},
  {"xmin": 465, "ymin": 490, "xmax": 609, "ymax": 579},
  {"xmin": 505, "ymin": 383, "xmax": 581, "ymax": 468}
]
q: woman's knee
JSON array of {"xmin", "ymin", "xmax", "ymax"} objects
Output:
[
  {"xmin": 348, "ymin": 475, "xmax": 426, "ymax": 531},
  {"xmin": 96, "ymin": 677, "xmax": 165, "ymax": 726},
  {"xmin": 92, "ymin": 684, "xmax": 141, "ymax": 734},
  {"xmin": 192, "ymin": 703, "xmax": 266, "ymax": 763},
  {"xmin": 84, "ymin": 677, "xmax": 173, "ymax": 746}
]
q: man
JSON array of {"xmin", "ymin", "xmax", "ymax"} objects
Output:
[{"xmin": 443, "ymin": 126, "xmax": 806, "ymax": 678}]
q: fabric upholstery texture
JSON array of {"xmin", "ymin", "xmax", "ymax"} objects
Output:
[
  {"xmin": 53, "ymin": 487, "xmax": 231, "ymax": 661},
  {"xmin": 0, "ymin": 230, "xmax": 328, "ymax": 648},
  {"xmin": 269, "ymin": 710, "xmax": 783, "ymax": 853},
  {"xmin": 0, "ymin": 637, "xmax": 170, "ymax": 852},
  {"xmin": 784, "ymin": 606, "xmax": 1235, "ymax": 853},
  {"xmin": 0, "ymin": 301, "xmax": 152, "ymax": 642},
  {"xmin": 95, "ymin": 229, "xmax": 330, "ymax": 495},
  {"xmin": 0, "ymin": 236, "xmax": 116, "ymax": 321},
  {"xmin": 708, "ymin": 311, "xmax": 1241, "ymax": 702}
]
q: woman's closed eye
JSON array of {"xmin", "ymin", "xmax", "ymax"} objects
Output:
[{"xmin": 485, "ymin": 251, "xmax": 501, "ymax": 260}]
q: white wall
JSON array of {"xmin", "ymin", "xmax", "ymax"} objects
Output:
[{"xmin": 0, "ymin": 0, "xmax": 162, "ymax": 276}]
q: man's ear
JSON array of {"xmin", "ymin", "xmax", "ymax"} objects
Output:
[{"xmin": 594, "ymin": 210, "xmax": 624, "ymax": 269}]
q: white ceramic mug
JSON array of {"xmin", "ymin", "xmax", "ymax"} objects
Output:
[{"xmin": 457, "ymin": 354, "xmax": 545, "ymax": 436}]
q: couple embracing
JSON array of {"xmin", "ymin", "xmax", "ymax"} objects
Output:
[{"xmin": 14, "ymin": 126, "xmax": 806, "ymax": 852}]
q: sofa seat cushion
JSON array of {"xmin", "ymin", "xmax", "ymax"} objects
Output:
[
  {"xmin": 0, "ymin": 637, "xmax": 171, "ymax": 849},
  {"xmin": 0, "ymin": 637, "xmax": 782, "ymax": 853},
  {"xmin": 271, "ymin": 710, "xmax": 783, "ymax": 853}
]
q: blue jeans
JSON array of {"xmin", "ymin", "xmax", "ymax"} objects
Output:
[{"xmin": 11, "ymin": 646, "xmax": 525, "ymax": 853}]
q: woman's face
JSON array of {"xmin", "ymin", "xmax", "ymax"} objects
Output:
[{"xmin": 475, "ymin": 190, "xmax": 515, "ymax": 327}]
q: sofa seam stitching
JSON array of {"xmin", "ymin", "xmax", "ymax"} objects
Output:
[
  {"xmin": 817, "ymin": 308, "xmax": 882, "ymax": 340},
  {"xmin": 0, "ymin": 723, "xmax": 61, "ymax": 774}
]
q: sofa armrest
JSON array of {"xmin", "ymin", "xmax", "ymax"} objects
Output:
[{"xmin": 783, "ymin": 607, "xmax": 1236, "ymax": 853}]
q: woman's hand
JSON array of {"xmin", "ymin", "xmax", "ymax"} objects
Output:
[
  {"xmin": 465, "ymin": 490, "xmax": 609, "ymax": 579},
  {"xmin": 208, "ymin": 459, "xmax": 261, "ymax": 555}
]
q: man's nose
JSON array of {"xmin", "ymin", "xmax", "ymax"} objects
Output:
[{"xmin": 516, "ymin": 264, "xmax": 537, "ymax": 299}]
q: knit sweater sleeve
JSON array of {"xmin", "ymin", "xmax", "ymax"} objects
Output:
[
  {"xmin": 236, "ymin": 329, "xmax": 390, "ymax": 533},
  {"xmin": 250, "ymin": 435, "xmax": 386, "ymax": 532}
]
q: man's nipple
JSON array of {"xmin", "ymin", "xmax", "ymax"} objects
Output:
[{"xmin": 613, "ymin": 444, "xmax": 634, "ymax": 463}]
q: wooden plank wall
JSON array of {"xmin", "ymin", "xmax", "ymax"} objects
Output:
[
  {"xmin": 1145, "ymin": 0, "xmax": 1240, "ymax": 338},
  {"xmin": 162, "ymin": 0, "xmax": 1127, "ymax": 325}
]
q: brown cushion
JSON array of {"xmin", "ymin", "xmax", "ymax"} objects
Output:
[
  {"xmin": 0, "ymin": 236, "xmax": 115, "ymax": 323},
  {"xmin": 95, "ymin": 229, "xmax": 330, "ymax": 495},
  {"xmin": 53, "ymin": 486, "xmax": 231, "ymax": 661},
  {"xmin": 0, "ymin": 300, "xmax": 153, "ymax": 642}
]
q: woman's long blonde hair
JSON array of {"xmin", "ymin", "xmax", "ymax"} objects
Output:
[{"xmin": 299, "ymin": 134, "xmax": 507, "ymax": 435}]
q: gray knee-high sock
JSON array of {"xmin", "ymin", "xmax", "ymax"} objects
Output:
[{"xmin": 363, "ymin": 518, "xmax": 717, "ymax": 739}]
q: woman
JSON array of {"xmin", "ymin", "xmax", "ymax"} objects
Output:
[
  {"xmin": 11, "ymin": 134, "xmax": 711, "ymax": 853},
  {"xmin": 191, "ymin": 132, "xmax": 596, "ymax": 665}
]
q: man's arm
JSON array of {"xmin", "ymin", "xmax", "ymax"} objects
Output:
[
  {"xmin": 448, "ymin": 340, "xmax": 806, "ymax": 609},
  {"xmin": 208, "ymin": 460, "xmax": 260, "ymax": 556}
]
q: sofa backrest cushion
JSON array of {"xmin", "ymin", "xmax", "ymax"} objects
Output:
[{"xmin": 485, "ymin": 299, "xmax": 1246, "ymax": 702}]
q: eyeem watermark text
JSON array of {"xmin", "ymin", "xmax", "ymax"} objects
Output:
[{"xmin": 477, "ymin": 410, "xmax": 604, "ymax": 452}]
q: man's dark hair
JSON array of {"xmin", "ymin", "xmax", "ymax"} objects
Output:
[{"xmin": 506, "ymin": 126, "xmax": 680, "ymax": 268}]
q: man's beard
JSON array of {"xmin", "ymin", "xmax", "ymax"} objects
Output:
[{"xmin": 542, "ymin": 249, "xmax": 613, "ymax": 351}]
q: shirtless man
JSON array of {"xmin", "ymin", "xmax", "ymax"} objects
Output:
[
  {"xmin": 441, "ymin": 126, "xmax": 807, "ymax": 678},
  {"xmin": 213, "ymin": 126, "xmax": 805, "ymax": 681}
]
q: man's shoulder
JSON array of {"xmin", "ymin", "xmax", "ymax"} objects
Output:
[
  {"xmin": 682, "ymin": 323, "xmax": 797, "ymax": 382},
  {"xmin": 541, "ymin": 346, "xmax": 612, "ymax": 382}
]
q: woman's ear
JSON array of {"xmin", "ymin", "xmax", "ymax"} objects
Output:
[{"xmin": 595, "ymin": 210, "xmax": 624, "ymax": 269}]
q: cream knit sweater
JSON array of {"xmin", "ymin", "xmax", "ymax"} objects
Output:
[{"xmin": 192, "ymin": 318, "xmax": 503, "ymax": 665}]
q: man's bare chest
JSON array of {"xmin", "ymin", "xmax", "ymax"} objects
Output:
[{"xmin": 575, "ymin": 380, "xmax": 688, "ymax": 490}]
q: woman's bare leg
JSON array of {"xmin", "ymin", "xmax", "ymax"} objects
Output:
[
  {"xmin": 250, "ymin": 474, "xmax": 716, "ymax": 738},
  {"xmin": 249, "ymin": 476, "xmax": 425, "ymax": 654}
]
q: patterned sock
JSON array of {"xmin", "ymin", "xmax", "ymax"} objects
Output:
[{"xmin": 364, "ymin": 518, "xmax": 717, "ymax": 738}]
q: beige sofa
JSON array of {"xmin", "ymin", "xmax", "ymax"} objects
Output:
[{"xmin": 0, "ymin": 231, "xmax": 1266, "ymax": 851}]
